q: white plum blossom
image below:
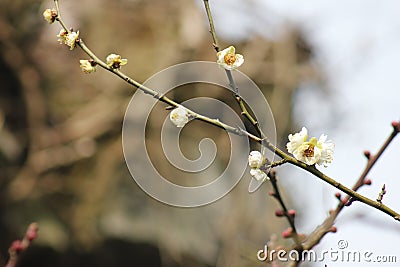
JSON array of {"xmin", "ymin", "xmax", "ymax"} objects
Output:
[
  {"xmin": 217, "ymin": 46, "xmax": 244, "ymax": 70},
  {"xmin": 43, "ymin": 8, "xmax": 57, "ymax": 24},
  {"xmin": 286, "ymin": 127, "xmax": 334, "ymax": 167},
  {"xmin": 248, "ymin": 150, "xmax": 263, "ymax": 168},
  {"xmin": 79, "ymin": 60, "xmax": 96, "ymax": 74},
  {"xmin": 56, "ymin": 29, "xmax": 79, "ymax": 50},
  {"xmin": 106, "ymin": 53, "xmax": 128, "ymax": 69},
  {"xmin": 250, "ymin": 168, "xmax": 268, "ymax": 183},
  {"xmin": 65, "ymin": 31, "xmax": 79, "ymax": 50},
  {"xmin": 169, "ymin": 106, "xmax": 189, "ymax": 127}
]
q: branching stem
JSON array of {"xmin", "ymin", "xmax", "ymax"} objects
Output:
[{"xmin": 51, "ymin": 0, "xmax": 400, "ymax": 224}]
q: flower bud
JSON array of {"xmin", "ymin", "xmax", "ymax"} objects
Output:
[
  {"xmin": 248, "ymin": 151, "xmax": 263, "ymax": 168},
  {"xmin": 169, "ymin": 106, "xmax": 189, "ymax": 128},
  {"xmin": 363, "ymin": 150, "xmax": 371, "ymax": 159},
  {"xmin": 282, "ymin": 227, "xmax": 293, "ymax": 238},
  {"xmin": 329, "ymin": 226, "xmax": 337, "ymax": 233},
  {"xmin": 364, "ymin": 179, "xmax": 372, "ymax": 185},
  {"xmin": 43, "ymin": 8, "xmax": 57, "ymax": 24},
  {"xmin": 275, "ymin": 209, "xmax": 284, "ymax": 217},
  {"xmin": 11, "ymin": 240, "xmax": 23, "ymax": 252},
  {"xmin": 288, "ymin": 209, "xmax": 296, "ymax": 217},
  {"xmin": 391, "ymin": 121, "xmax": 400, "ymax": 132}
]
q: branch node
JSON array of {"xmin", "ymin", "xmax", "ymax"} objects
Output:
[{"xmin": 344, "ymin": 197, "xmax": 354, "ymax": 206}]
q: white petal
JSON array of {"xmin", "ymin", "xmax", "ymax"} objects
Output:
[
  {"xmin": 233, "ymin": 54, "xmax": 244, "ymax": 68},
  {"xmin": 318, "ymin": 134, "xmax": 327, "ymax": 143},
  {"xmin": 286, "ymin": 127, "xmax": 308, "ymax": 154},
  {"xmin": 250, "ymin": 168, "xmax": 268, "ymax": 182}
]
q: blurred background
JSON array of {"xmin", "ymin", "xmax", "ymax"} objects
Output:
[{"xmin": 0, "ymin": 0, "xmax": 399, "ymax": 266}]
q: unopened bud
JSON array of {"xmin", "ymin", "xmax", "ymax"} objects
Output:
[
  {"xmin": 275, "ymin": 209, "xmax": 285, "ymax": 217},
  {"xmin": 364, "ymin": 179, "xmax": 372, "ymax": 185},
  {"xmin": 11, "ymin": 240, "xmax": 23, "ymax": 252},
  {"xmin": 282, "ymin": 227, "xmax": 293, "ymax": 238},
  {"xmin": 391, "ymin": 121, "xmax": 400, "ymax": 132},
  {"xmin": 287, "ymin": 209, "xmax": 296, "ymax": 217}
]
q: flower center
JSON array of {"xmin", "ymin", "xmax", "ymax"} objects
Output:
[
  {"xmin": 303, "ymin": 144, "xmax": 315, "ymax": 158},
  {"xmin": 224, "ymin": 53, "xmax": 236, "ymax": 65}
]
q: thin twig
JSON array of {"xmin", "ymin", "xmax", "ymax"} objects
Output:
[
  {"xmin": 202, "ymin": 0, "xmax": 267, "ymax": 146},
  {"xmin": 269, "ymin": 171, "xmax": 302, "ymax": 248},
  {"xmin": 377, "ymin": 184, "xmax": 386, "ymax": 203},
  {"xmin": 203, "ymin": 0, "xmax": 219, "ymax": 52}
]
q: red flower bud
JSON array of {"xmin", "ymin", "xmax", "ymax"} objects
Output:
[
  {"xmin": 26, "ymin": 222, "xmax": 39, "ymax": 241},
  {"xmin": 11, "ymin": 240, "xmax": 23, "ymax": 252},
  {"xmin": 275, "ymin": 209, "xmax": 285, "ymax": 217},
  {"xmin": 288, "ymin": 209, "xmax": 296, "ymax": 217},
  {"xmin": 364, "ymin": 179, "xmax": 372, "ymax": 185},
  {"xmin": 282, "ymin": 227, "xmax": 293, "ymax": 238}
]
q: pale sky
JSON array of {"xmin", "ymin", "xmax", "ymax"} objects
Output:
[{"xmin": 210, "ymin": 1, "xmax": 400, "ymax": 266}]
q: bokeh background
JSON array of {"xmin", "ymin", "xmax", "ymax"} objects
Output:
[{"xmin": 0, "ymin": 0, "xmax": 399, "ymax": 266}]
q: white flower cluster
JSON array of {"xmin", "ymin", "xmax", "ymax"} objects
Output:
[
  {"xmin": 286, "ymin": 127, "xmax": 334, "ymax": 167},
  {"xmin": 248, "ymin": 151, "xmax": 268, "ymax": 183}
]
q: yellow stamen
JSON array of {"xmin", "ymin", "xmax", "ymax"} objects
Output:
[{"xmin": 224, "ymin": 53, "xmax": 236, "ymax": 65}]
